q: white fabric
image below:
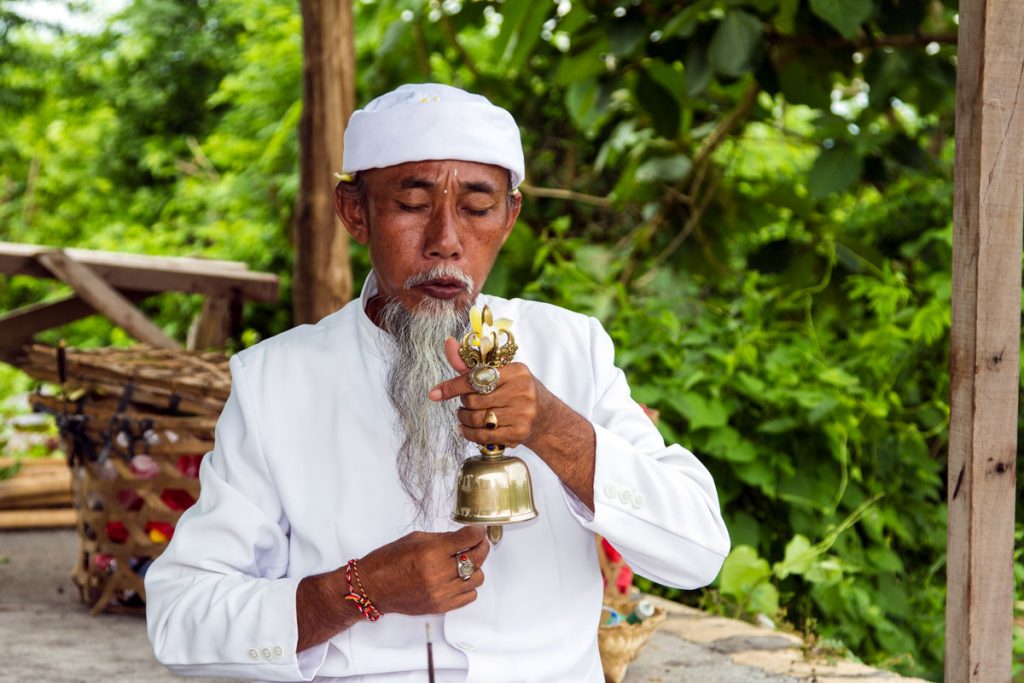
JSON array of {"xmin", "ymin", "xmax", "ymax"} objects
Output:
[
  {"xmin": 145, "ymin": 273, "xmax": 730, "ymax": 682},
  {"xmin": 342, "ymin": 83, "xmax": 525, "ymax": 188}
]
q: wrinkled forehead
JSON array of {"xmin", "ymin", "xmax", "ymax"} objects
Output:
[{"xmin": 362, "ymin": 160, "xmax": 512, "ymax": 194}]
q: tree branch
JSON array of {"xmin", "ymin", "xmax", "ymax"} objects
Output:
[
  {"xmin": 518, "ymin": 183, "xmax": 612, "ymax": 208},
  {"xmin": 691, "ymin": 81, "xmax": 761, "ymax": 171},
  {"xmin": 765, "ymin": 31, "xmax": 957, "ymax": 50}
]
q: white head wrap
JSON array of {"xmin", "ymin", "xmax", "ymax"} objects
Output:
[{"xmin": 342, "ymin": 83, "xmax": 525, "ymax": 189}]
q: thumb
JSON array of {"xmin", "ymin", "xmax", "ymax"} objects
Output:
[{"xmin": 444, "ymin": 337, "xmax": 470, "ymax": 374}]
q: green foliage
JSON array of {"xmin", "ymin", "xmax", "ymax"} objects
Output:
[{"xmin": 0, "ymin": 0, "xmax": 1015, "ymax": 679}]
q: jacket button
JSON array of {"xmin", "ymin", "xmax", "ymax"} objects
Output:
[
  {"xmin": 273, "ymin": 645, "xmax": 283, "ymax": 657},
  {"xmin": 261, "ymin": 647, "xmax": 272, "ymax": 660},
  {"xmin": 248, "ymin": 648, "xmax": 259, "ymax": 660},
  {"xmin": 618, "ymin": 489, "xmax": 633, "ymax": 505},
  {"xmin": 603, "ymin": 482, "xmax": 618, "ymax": 498},
  {"xmin": 632, "ymin": 494, "xmax": 644, "ymax": 509}
]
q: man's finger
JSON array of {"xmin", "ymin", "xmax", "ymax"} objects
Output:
[
  {"xmin": 444, "ymin": 337, "xmax": 469, "ymax": 374},
  {"xmin": 429, "ymin": 375, "xmax": 475, "ymax": 402},
  {"xmin": 445, "ymin": 524, "xmax": 486, "ymax": 551},
  {"xmin": 460, "ymin": 425, "xmax": 518, "ymax": 446},
  {"xmin": 467, "ymin": 536, "xmax": 491, "ymax": 566}
]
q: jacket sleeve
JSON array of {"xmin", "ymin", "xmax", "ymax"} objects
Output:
[
  {"xmin": 560, "ymin": 317, "xmax": 730, "ymax": 589},
  {"xmin": 145, "ymin": 353, "xmax": 330, "ymax": 680}
]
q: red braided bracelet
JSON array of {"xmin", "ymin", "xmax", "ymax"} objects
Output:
[{"xmin": 343, "ymin": 559, "xmax": 381, "ymax": 621}]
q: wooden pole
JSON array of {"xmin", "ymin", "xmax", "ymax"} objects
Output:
[
  {"xmin": 946, "ymin": 0, "xmax": 1024, "ymax": 680},
  {"xmin": 293, "ymin": 0, "xmax": 356, "ymax": 325}
]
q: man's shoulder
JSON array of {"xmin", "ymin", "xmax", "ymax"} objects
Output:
[{"xmin": 234, "ymin": 300, "xmax": 360, "ymax": 369}]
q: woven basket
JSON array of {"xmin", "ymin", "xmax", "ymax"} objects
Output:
[
  {"xmin": 598, "ymin": 595, "xmax": 667, "ymax": 683},
  {"xmin": 26, "ymin": 345, "xmax": 229, "ymax": 615},
  {"xmin": 596, "ymin": 537, "xmax": 667, "ymax": 683}
]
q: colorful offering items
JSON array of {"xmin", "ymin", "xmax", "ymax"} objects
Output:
[{"xmin": 601, "ymin": 538, "xmax": 634, "ymax": 595}]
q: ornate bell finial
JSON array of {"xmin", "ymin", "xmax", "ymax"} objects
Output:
[{"xmin": 452, "ymin": 305, "xmax": 537, "ymax": 544}]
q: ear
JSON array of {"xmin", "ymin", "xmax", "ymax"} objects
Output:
[
  {"xmin": 498, "ymin": 191, "xmax": 522, "ymax": 247},
  {"xmin": 336, "ymin": 183, "xmax": 369, "ymax": 245}
]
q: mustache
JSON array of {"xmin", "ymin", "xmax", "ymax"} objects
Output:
[{"xmin": 404, "ymin": 265, "xmax": 475, "ymax": 291}]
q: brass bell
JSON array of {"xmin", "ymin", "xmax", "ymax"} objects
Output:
[
  {"xmin": 451, "ymin": 304, "xmax": 538, "ymax": 544},
  {"xmin": 452, "ymin": 443, "xmax": 538, "ymax": 544}
]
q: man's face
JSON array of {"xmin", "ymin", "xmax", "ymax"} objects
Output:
[{"xmin": 337, "ymin": 159, "xmax": 521, "ymax": 313}]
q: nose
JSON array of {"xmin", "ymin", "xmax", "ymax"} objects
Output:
[{"xmin": 424, "ymin": 203, "xmax": 463, "ymax": 260}]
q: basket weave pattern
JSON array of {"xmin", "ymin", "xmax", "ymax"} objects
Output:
[{"xmin": 27, "ymin": 345, "xmax": 228, "ymax": 615}]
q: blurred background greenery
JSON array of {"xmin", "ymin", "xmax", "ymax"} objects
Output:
[{"xmin": 1, "ymin": 0, "xmax": 1021, "ymax": 679}]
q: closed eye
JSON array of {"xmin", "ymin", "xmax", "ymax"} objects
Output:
[{"xmin": 397, "ymin": 202, "xmax": 427, "ymax": 213}]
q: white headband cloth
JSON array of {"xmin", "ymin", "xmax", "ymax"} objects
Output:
[{"xmin": 341, "ymin": 83, "xmax": 526, "ymax": 189}]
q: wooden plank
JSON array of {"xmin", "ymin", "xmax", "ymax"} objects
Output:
[
  {"xmin": 0, "ymin": 241, "xmax": 279, "ymax": 302},
  {"xmin": 35, "ymin": 250, "xmax": 180, "ymax": 350},
  {"xmin": 946, "ymin": 0, "xmax": 1024, "ymax": 680},
  {"xmin": 0, "ymin": 508, "xmax": 76, "ymax": 529},
  {"xmin": 0, "ymin": 290, "xmax": 149, "ymax": 359}
]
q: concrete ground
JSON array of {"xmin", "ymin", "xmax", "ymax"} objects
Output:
[{"xmin": 0, "ymin": 530, "xmax": 926, "ymax": 683}]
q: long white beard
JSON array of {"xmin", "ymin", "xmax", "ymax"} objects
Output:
[{"xmin": 380, "ymin": 288, "xmax": 472, "ymax": 523}]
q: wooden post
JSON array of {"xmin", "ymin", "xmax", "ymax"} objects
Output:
[
  {"xmin": 187, "ymin": 295, "xmax": 232, "ymax": 350},
  {"xmin": 293, "ymin": 0, "xmax": 356, "ymax": 325},
  {"xmin": 946, "ymin": 0, "xmax": 1024, "ymax": 680}
]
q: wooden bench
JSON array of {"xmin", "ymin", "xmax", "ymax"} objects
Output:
[{"xmin": 0, "ymin": 242, "xmax": 279, "ymax": 359}]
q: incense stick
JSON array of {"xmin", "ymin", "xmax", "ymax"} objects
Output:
[{"xmin": 425, "ymin": 623, "xmax": 435, "ymax": 683}]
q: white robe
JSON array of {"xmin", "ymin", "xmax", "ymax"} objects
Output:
[{"xmin": 145, "ymin": 273, "xmax": 730, "ymax": 682}]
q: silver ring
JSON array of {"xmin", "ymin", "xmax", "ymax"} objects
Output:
[
  {"xmin": 468, "ymin": 365, "xmax": 500, "ymax": 394},
  {"xmin": 456, "ymin": 553, "xmax": 474, "ymax": 581}
]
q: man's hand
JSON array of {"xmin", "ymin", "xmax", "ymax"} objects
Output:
[
  {"xmin": 428, "ymin": 338, "xmax": 556, "ymax": 450},
  {"xmin": 428, "ymin": 337, "xmax": 597, "ymax": 511},
  {"xmin": 296, "ymin": 525, "xmax": 488, "ymax": 653},
  {"xmin": 358, "ymin": 525, "xmax": 489, "ymax": 615}
]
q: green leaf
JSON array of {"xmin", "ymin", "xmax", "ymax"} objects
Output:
[
  {"xmin": 635, "ymin": 154, "xmax": 692, "ymax": 183},
  {"xmin": 819, "ymin": 367, "xmax": 858, "ymax": 388},
  {"xmin": 773, "ymin": 0, "xmax": 800, "ymax": 33},
  {"xmin": 720, "ymin": 545, "xmax": 771, "ymax": 596},
  {"xmin": 748, "ymin": 582, "xmax": 780, "ymax": 615},
  {"xmin": 609, "ymin": 19, "xmax": 647, "ymax": 58},
  {"xmin": 774, "ymin": 534, "xmax": 815, "ymax": 579},
  {"xmin": 634, "ymin": 68, "xmax": 681, "ymax": 138},
  {"xmin": 555, "ymin": 45, "xmax": 608, "ymax": 85},
  {"xmin": 565, "ymin": 78, "xmax": 610, "ymax": 137},
  {"xmin": 668, "ymin": 392, "xmax": 729, "ymax": 429},
  {"xmin": 734, "ymin": 459, "xmax": 776, "ymax": 493},
  {"xmin": 663, "ymin": 4, "xmax": 704, "ymax": 39},
  {"xmin": 809, "ymin": 0, "xmax": 872, "ymax": 39},
  {"xmin": 805, "ymin": 558, "xmax": 844, "ymax": 584},
  {"xmin": 506, "ymin": 1, "xmax": 552, "ymax": 70},
  {"xmin": 757, "ymin": 417, "xmax": 799, "ymax": 434},
  {"xmin": 684, "ymin": 43, "xmax": 711, "ymax": 97},
  {"xmin": 778, "ymin": 60, "xmax": 831, "ymax": 109},
  {"xmin": 720, "ymin": 545, "xmax": 779, "ymax": 614},
  {"xmin": 708, "ymin": 10, "xmax": 763, "ymax": 77},
  {"xmin": 492, "ymin": 0, "xmax": 531, "ymax": 64},
  {"xmin": 704, "ymin": 426, "xmax": 758, "ymax": 463},
  {"xmin": 644, "ymin": 59, "xmax": 686, "ymax": 105},
  {"xmin": 808, "ymin": 147, "xmax": 864, "ymax": 199}
]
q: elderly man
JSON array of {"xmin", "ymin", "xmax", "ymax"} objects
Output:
[{"xmin": 146, "ymin": 83, "xmax": 729, "ymax": 682}]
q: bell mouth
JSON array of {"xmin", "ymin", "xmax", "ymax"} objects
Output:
[{"xmin": 451, "ymin": 508, "xmax": 538, "ymax": 525}]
